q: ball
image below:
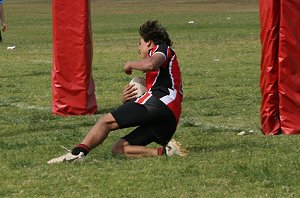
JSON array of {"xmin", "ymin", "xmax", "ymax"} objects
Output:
[{"xmin": 129, "ymin": 77, "xmax": 148, "ymax": 97}]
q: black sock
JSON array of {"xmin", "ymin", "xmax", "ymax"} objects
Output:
[{"xmin": 71, "ymin": 145, "xmax": 90, "ymax": 156}]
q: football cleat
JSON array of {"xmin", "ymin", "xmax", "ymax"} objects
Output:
[
  {"xmin": 165, "ymin": 139, "xmax": 188, "ymax": 157},
  {"xmin": 47, "ymin": 146, "xmax": 85, "ymax": 164}
]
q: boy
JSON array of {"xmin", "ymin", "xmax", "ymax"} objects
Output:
[
  {"xmin": 48, "ymin": 20, "xmax": 186, "ymax": 163},
  {"xmin": 0, "ymin": 0, "xmax": 8, "ymax": 42}
]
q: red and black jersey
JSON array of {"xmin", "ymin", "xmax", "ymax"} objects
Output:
[{"xmin": 135, "ymin": 45, "xmax": 183, "ymax": 123}]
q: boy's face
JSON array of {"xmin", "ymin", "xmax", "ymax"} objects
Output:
[{"xmin": 139, "ymin": 37, "xmax": 151, "ymax": 59}]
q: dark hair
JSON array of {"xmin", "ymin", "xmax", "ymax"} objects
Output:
[{"xmin": 139, "ymin": 20, "xmax": 173, "ymax": 47}]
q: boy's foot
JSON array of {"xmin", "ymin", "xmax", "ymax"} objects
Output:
[
  {"xmin": 47, "ymin": 146, "xmax": 85, "ymax": 164},
  {"xmin": 165, "ymin": 139, "xmax": 188, "ymax": 157}
]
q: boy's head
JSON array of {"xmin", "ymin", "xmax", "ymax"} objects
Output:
[{"xmin": 139, "ymin": 20, "xmax": 172, "ymax": 47}]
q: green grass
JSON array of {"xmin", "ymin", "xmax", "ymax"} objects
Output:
[{"xmin": 1, "ymin": 0, "xmax": 300, "ymax": 197}]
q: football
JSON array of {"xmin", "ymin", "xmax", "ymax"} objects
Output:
[{"xmin": 129, "ymin": 77, "xmax": 148, "ymax": 97}]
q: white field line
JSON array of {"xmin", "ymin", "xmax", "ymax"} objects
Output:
[
  {"xmin": 10, "ymin": 102, "xmax": 50, "ymax": 111},
  {"xmin": 30, "ymin": 59, "xmax": 52, "ymax": 64}
]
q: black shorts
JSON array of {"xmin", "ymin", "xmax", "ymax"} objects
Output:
[{"xmin": 111, "ymin": 96, "xmax": 177, "ymax": 146}]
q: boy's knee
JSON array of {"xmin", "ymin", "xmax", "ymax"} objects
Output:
[
  {"xmin": 112, "ymin": 139, "xmax": 128, "ymax": 155},
  {"xmin": 98, "ymin": 113, "xmax": 119, "ymax": 131}
]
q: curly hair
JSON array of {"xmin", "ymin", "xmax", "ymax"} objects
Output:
[{"xmin": 139, "ymin": 20, "xmax": 173, "ymax": 47}]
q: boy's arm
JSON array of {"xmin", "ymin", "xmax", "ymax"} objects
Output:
[{"xmin": 124, "ymin": 53, "xmax": 165, "ymax": 75}]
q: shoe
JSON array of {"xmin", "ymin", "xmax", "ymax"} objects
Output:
[
  {"xmin": 47, "ymin": 146, "xmax": 85, "ymax": 164},
  {"xmin": 165, "ymin": 139, "xmax": 188, "ymax": 157}
]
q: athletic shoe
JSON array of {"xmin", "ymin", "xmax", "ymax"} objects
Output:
[
  {"xmin": 165, "ymin": 139, "xmax": 188, "ymax": 157},
  {"xmin": 47, "ymin": 146, "xmax": 85, "ymax": 164}
]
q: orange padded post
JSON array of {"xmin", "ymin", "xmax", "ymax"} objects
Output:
[
  {"xmin": 278, "ymin": 0, "xmax": 300, "ymax": 134},
  {"xmin": 51, "ymin": 0, "xmax": 98, "ymax": 115},
  {"xmin": 259, "ymin": 0, "xmax": 281, "ymax": 135},
  {"xmin": 260, "ymin": 0, "xmax": 300, "ymax": 134}
]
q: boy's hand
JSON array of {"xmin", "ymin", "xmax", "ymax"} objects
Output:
[
  {"xmin": 121, "ymin": 84, "xmax": 137, "ymax": 103},
  {"xmin": 124, "ymin": 62, "xmax": 132, "ymax": 75},
  {"xmin": 2, "ymin": 23, "xmax": 7, "ymax": 32}
]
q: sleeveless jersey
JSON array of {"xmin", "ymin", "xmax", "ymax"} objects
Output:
[{"xmin": 135, "ymin": 45, "xmax": 183, "ymax": 123}]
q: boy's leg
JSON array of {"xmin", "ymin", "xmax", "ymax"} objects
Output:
[
  {"xmin": 47, "ymin": 113, "xmax": 120, "ymax": 164},
  {"xmin": 112, "ymin": 125, "xmax": 163, "ymax": 157},
  {"xmin": 111, "ymin": 98, "xmax": 178, "ymax": 158},
  {"xmin": 113, "ymin": 139, "xmax": 159, "ymax": 157},
  {"xmin": 80, "ymin": 113, "xmax": 119, "ymax": 150}
]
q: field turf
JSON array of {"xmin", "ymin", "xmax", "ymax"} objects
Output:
[{"xmin": 1, "ymin": 0, "xmax": 300, "ymax": 197}]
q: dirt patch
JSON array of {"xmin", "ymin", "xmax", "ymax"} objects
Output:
[{"xmin": 91, "ymin": 0, "xmax": 259, "ymax": 14}]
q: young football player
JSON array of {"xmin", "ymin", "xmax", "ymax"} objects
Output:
[{"xmin": 48, "ymin": 20, "xmax": 186, "ymax": 163}]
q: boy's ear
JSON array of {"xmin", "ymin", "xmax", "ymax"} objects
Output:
[{"xmin": 146, "ymin": 40, "xmax": 152, "ymax": 47}]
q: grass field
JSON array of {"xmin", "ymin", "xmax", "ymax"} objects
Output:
[{"xmin": 1, "ymin": 0, "xmax": 300, "ymax": 197}]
